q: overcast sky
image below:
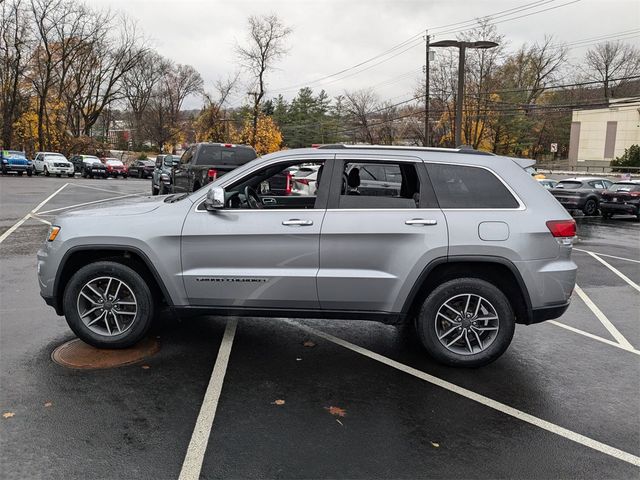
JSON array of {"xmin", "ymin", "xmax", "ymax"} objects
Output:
[{"xmin": 92, "ymin": 0, "xmax": 640, "ymax": 109}]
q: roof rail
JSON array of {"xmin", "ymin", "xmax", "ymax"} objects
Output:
[{"xmin": 315, "ymin": 144, "xmax": 494, "ymax": 156}]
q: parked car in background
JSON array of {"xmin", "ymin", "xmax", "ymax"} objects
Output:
[
  {"xmin": 600, "ymin": 181, "xmax": 640, "ymax": 220},
  {"xmin": 537, "ymin": 178, "xmax": 558, "ymax": 189},
  {"xmin": 132, "ymin": 159, "xmax": 156, "ymax": 179},
  {"xmin": 33, "ymin": 152, "xmax": 74, "ymax": 177},
  {"xmin": 80, "ymin": 157, "xmax": 107, "ymax": 178},
  {"xmin": 70, "ymin": 155, "xmax": 99, "ymax": 174},
  {"xmin": 171, "ymin": 143, "xmax": 257, "ymax": 193},
  {"xmin": 549, "ymin": 177, "xmax": 613, "ymax": 216},
  {"xmin": 1, "ymin": 150, "xmax": 33, "ymax": 176},
  {"xmin": 291, "ymin": 166, "xmax": 321, "ymax": 195},
  {"xmin": 151, "ymin": 154, "xmax": 176, "ymax": 195},
  {"xmin": 103, "ymin": 158, "xmax": 128, "ymax": 178}
]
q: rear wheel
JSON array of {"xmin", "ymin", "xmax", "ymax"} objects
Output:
[
  {"xmin": 583, "ymin": 198, "xmax": 598, "ymax": 216},
  {"xmin": 415, "ymin": 278, "xmax": 515, "ymax": 367},
  {"xmin": 62, "ymin": 261, "xmax": 155, "ymax": 349}
]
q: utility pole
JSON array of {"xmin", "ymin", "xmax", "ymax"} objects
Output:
[{"xmin": 424, "ymin": 32, "xmax": 430, "ymax": 147}]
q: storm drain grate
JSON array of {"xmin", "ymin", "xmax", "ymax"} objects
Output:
[{"xmin": 51, "ymin": 337, "xmax": 159, "ymax": 369}]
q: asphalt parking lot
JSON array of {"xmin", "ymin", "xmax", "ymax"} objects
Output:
[{"xmin": 1, "ymin": 174, "xmax": 639, "ymax": 479}]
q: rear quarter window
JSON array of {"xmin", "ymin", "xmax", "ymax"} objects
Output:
[{"xmin": 426, "ymin": 163, "xmax": 519, "ymax": 209}]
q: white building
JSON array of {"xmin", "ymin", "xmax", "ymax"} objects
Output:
[{"xmin": 568, "ymin": 98, "xmax": 640, "ymax": 165}]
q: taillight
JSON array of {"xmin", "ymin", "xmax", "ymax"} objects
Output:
[
  {"xmin": 224, "ymin": 144, "xmax": 233, "ymax": 148},
  {"xmin": 207, "ymin": 169, "xmax": 218, "ymax": 181},
  {"xmin": 285, "ymin": 172, "xmax": 293, "ymax": 194},
  {"xmin": 297, "ymin": 178, "xmax": 310, "ymax": 185},
  {"xmin": 629, "ymin": 191, "xmax": 640, "ymax": 197},
  {"xmin": 546, "ymin": 220, "xmax": 576, "ymax": 238}
]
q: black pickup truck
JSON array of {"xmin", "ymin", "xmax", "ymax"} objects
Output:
[{"xmin": 171, "ymin": 143, "xmax": 257, "ymax": 193}]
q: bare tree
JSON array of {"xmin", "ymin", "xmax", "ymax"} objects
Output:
[
  {"xmin": 236, "ymin": 14, "xmax": 292, "ymax": 145},
  {"xmin": 344, "ymin": 88, "xmax": 378, "ymax": 144},
  {"xmin": 585, "ymin": 41, "xmax": 640, "ymax": 100},
  {"xmin": 164, "ymin": 63, "xmax": 203, "ymax": 124},
  {"xmin": 196, "ymin": 72, "xmax": 239, "ymax": 142},
  {"xmin": 121, "ymin": 51, "xmax": 168, "ymax": 148},
  {"xmin": 1, "ymin": 0, "xmax": 31, "ymax": 148}
]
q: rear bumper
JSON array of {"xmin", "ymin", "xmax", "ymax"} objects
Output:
[{"xmin": 530, "ymin": 301, "xmax": 570, "ymax": 324}]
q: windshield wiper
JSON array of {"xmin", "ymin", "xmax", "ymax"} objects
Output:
[{"xmin": 163, "ymin": 193, "xmax": 189, "ymax": 203}]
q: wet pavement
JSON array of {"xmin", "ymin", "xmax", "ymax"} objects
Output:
[{"xmin": 0, "ymin": 174, "xmax": 639, "ymax": 479}]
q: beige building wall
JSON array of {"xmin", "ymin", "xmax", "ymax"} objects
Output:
[{"xmin": 569, "ymin": 99, "xmax": 640, "ymax": 164}]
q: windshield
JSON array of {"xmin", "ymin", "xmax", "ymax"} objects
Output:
[
  {"xmin": 610, "ymin": 183, "xmax": 640, "ymax": 192},
  {"xmin": 83, "ymin": 156, "xmax": 100, "ymax": 161},
  {"xmin": 3, "ymin": 150, "xmax": 26, "ymax": 159},
  {"xmin": 555, "ymin": 181, "xmax": 582, "ymax": 189},
  {"xmin": 45, "ymin": 155, "xmax": 68, "ymax": 161}
]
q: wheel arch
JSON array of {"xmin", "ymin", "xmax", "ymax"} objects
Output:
[
  {"xmin": 54, "ymin": 246, "xmax": 173, "ymax": 315},
  {"xmin": 402, "ymin": 256, "xmax": 533, "ymax": 325}
]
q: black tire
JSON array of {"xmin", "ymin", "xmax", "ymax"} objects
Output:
[
  {"xmin": 159, "ymin": 183, "xmax": 170, "ymax": 195},
  {"xmin": 27, "ymin": 170, "xmax": 32, "ymax": 177},
  {"xmin": 62, "ymin": 261, "xmax": 155, "ymax": 349},
  {"xmin": 44, "ymin": 166, "xmax": 50, "ymax": 177},
  {"xmin": 415, "ymin": 278, "xmax": 515, "ymax": 368},
  {"xmin": 583, "ymin": 198, "xmax": 598, "ymax": 216},
  {"xmin": 152, "ymin": 184, "xmax": 159, "ymax": 195}
]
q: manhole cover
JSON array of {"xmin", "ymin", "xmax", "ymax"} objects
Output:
[{"xmin": 52, "ymin": 337, "xmax": 159, "ymax": 369}]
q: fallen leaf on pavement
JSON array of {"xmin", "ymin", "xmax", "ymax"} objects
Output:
[
  {"xmin": 272, "ymin": 399, "xmax": 285, "ymax": 405},
  {"xmin": 336, "ymin": 419, "xmax": 344, "ymax": 426},
  {"xmin": 141, "ymin": 365, "xmax": 150, "ymax": 370},
  {"xmin": 325, "ymin": 406, "xmax": 347, "ymax": 417},
  {"xmin": 302, "ymin": 340, "xmax": 316, "ymax": 348},
  {"xmin": 430, "ymin": 441, "xmax": 440, "ymax": 448},
  {"xmin": 3, "ymin": 412, "xmax": 15, "ymax": 419},
  {"xmin": 44, "ymin": 402, "xmax": 52, "ymax": 408},
  {"xmin": 295, "ymin": 357, "xmax": 302, "ymax": 361}
]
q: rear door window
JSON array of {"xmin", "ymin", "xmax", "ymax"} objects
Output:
[
  {"xmin": 426, "ymin": 163, "xmax": 519, "ymax": 209},
  {"xmin": 556, "ymin": 181, "xmax": 582, "ymax": 189}
]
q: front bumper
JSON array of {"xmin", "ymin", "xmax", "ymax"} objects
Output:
[
  {"xmin": 601, "ymin": 202, "xmax": 639, "ymax": 215},
  {"xmin": 3, "ymin": 163, "xmax": 32, "ymax": 172},
  {"xmin": 48, "ymin": 166, "xmax": 74, "ymax": 174}
]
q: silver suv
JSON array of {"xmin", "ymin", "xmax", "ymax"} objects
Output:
[{"xmin": 37, "ymin": 146, "xmax": 577, "ymax": 367}]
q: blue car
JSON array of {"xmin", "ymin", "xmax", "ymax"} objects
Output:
[{"xmin": 1, "ymin": 150, "xmax": 34, "ymax": 176}]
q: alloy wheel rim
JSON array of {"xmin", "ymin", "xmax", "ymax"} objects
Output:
[
  {"xmin": 76, "ymin": 276, "xmax": 138, "ymax": 336},
  {"xmin": 434, "ymin": 293, "xmax": 499, "ymax": 355}
]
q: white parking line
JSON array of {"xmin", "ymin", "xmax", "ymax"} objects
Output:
[
  {"xmin": 179, "ymin": 318, "xmax": 238, "ymax": 480},
  {"xmin": 581, "ymin": 250, "xmax": 640, "ymax": 293},
  {"xmin": 0, "ymin": 183, "xmax": 67, "ymax": 244},
  {"xmin": 574, "ymin": 285, "xmax": 634, "ymax": 350},
  {"xmin": 288, "ymin": 320, "xmax": 640, "ymax": 467},
  {"xmin": 548, "ymin": 320, "xmax": 640, "ymax": 355},
  {"xmin": 67, "ymin": 182, "xmax": 146, "ymax": 196},
  {"xmin": 37, "ymin": 194, "xmax": 140, "ymax": 215},
  {"xmin": 574, "ymin": 248, "xmax": 640, "ymax": 265},
  {"xmin": 28, "ymin": 214, "xmax": 51, "ymax": 226}
]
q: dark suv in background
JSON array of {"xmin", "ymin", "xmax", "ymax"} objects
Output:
[
  {"xmin": 171, "ymin": 143, "xmax": 257, "ymax": 193},
  {"xmin": 549, "ymin": 177, "xmax": 613, "ymax": 215},
  {"xmin": 600, "ymin": 180, "xmax": 640, "ymax": 219}
]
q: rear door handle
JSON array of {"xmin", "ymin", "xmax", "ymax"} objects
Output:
[
  {"xmin": 282, "ymin": 219, "xmax": 313, "ymax": 226},
  {"xmin": 405, "ymin": 218, "xmax": 438, "ymax": 226}
]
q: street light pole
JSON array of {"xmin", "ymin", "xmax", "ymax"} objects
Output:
[
  {"xmin": 425, "ymin": 32, "xmax": 430, "ymax": 147},
  {"xmin": 455, "ymin": 44, "xmax": 466, "ymax": 147},
  {"xmin": 429, "ymin": 40, "xmax": 498, "ymax": 147}
]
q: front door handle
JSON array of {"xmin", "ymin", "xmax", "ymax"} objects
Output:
[
  {"xmin": 405, "ymin": 218, "xmax": 438, "ymax": 226},
  {"xmin": 282, "ymin": 219, "xmax": 313, "ymax": 226}
]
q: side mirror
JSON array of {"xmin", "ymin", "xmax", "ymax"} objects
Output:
[{"xmin": 204, "ymin": 186, "xmax": 225, "ymax": 211}]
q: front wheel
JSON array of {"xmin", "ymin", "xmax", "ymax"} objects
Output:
[
  {"xmin": 62, "ymin": 261, "xmax": 155, "ymax": 349},
  {"xmin": 583, "ymin": 199, "xmax": 598, "ymax": 216},
  {"xmin": 27, "ymin": 170, "xmax": 33, "ymax": 177},
  {"xmin": 415, "ymin": 278, "xmax": 515, "ymax": 367},
  {"xmin": 44, "ymin": 166, "xmax": 50, "ymax": 177}
]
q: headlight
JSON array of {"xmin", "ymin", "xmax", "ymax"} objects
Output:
[
  {"xmin": 1, "ymin": 159, "xmax": 8, "ymax": 164},
  {"xmin": 47, "ymin": 225, "xmax": 61, "ymax": 242}
]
